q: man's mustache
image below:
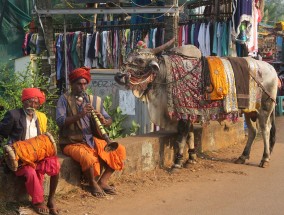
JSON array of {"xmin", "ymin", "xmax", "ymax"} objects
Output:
[{"xmin": 26, "ymin": 107, "xmax": 35, "ymax": 111}]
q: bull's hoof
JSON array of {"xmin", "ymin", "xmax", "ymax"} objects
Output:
[
  {"xmin": 172, "ymin": 163, "xmax": 183, "ymax": 169},
  {"xmin": 170, "ymin": 164, "xmax": 183, "ymax": 173},
  {"xmin": 184, "ymin": 159, "xmax": 197, "ymax": 168},
  {"xmin": 259, "ymin": 160, "xmax": 269, "ymax": 168},
  {"xmin": 234, "ymin": 157, "xmax": 246, "ymax": 164}
]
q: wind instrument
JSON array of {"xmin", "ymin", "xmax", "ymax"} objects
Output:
[{"xmin": 80, "ymin": 93, "xmax": 118, "ymax": 152}]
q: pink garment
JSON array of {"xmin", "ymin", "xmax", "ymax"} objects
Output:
[{"xmin": 15, "ymin": 156, "xmax": 60, "ymax": 204}]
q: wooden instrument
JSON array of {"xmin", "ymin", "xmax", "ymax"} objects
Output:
[
  {"xmin": 82, "ymin": 93, "xmax": 118, "ymax": 152},
  {"xmin": 3, "ymin": 132, "xmax": 57, "ymax": 171}
]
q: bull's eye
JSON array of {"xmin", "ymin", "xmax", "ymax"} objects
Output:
[{"xmin": 134, "ymin": 58, "xmax": 144, "ymax": 65}]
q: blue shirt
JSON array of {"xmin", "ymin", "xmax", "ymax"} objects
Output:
[{"xmin": 56, "ymin": 94, "xmax": 111, "ymax": 148}]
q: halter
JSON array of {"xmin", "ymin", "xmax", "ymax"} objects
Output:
[
  {"xmin": 121, "ymin": 51, "xmax": 204, "ymax": 98},
  {"xmin": 121, "ymin": 51, "xmax": 158, "ymax": 96}
]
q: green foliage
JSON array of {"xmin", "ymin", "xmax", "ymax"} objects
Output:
[
  {"xmin": 103, "ymin": 95, "xmax": 140, "ymax": 139},
  {"xmin": 263, "ymin": 0, "xmax": 284, "ymax": 24},
  {"xmin": 0, "ymin": 57, "xmax": 59, "ymax": 154},
  {"xmin": 128, "ymin": 120, "xmax": 141, "ymax": 137}
]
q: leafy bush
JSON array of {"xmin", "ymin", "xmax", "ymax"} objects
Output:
[
  {"xmin": 103, "ymin": 95, "xmax": 140, "ymax": 139},
  {"xmin": 0, "ymin": 57, "xmax": 59, "ymax": 155}
]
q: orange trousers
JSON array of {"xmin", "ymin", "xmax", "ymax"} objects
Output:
[{"xmin": 63, "ymin": 137, "xmax": 126, "ymax": 176}]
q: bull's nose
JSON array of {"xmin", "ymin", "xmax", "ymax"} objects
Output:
[{"xmin": 115, "ymin": 72, "xmax": 127, "ymax": 85}]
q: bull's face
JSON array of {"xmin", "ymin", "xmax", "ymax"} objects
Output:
[{"xmin": 115, "ymin": 38, "xmax": 175, "ymax": 98}]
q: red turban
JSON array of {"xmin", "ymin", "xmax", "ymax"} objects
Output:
[
  {"xmin": 69, "ymin": 67, "xmax": 91, "ymax": 84},
  {"xmin": 21, "ymin": 88, "xmax": 46, "ymax": 105}
]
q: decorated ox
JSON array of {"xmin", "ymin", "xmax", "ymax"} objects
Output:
[{"xmin": 115, "ymin": 39, "xmax": 278, "ymax": 169}]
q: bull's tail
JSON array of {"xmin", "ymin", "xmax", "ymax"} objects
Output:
[{"xmin": 269, "ymin": 108, "xmax": 276, "ymax": 153}]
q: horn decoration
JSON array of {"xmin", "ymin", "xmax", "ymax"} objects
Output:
[{"xmin": 152, "ymin": 38, "xmax": 175, "ymax": 54}]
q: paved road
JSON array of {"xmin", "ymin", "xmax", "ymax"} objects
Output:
[{"xmin": 93, "ymin": 117, "xmax": 284, "ymax": 215}]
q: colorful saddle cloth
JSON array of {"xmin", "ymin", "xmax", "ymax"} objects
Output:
[{"xmin": 163, "ymin": 54, "xmax": 261, "ymax": 124}]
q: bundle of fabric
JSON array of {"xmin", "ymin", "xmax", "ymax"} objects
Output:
[
  {"xmin": 227, "ymin": 57, "xmax": 261, "ymax": 111},
  {"xmin": 206, "ymin": 56, "xmax": 229, "ymax": 100}
]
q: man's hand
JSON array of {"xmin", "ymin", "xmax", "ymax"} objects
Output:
[
  {"xmin": 82, "ymin": 103, "xmax": 108, "ymax": 125},
  {"xmin": 82, "ymin": 103, "xmax": 95, "ymax": 117}
]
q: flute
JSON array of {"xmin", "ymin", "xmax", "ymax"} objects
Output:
[{"xmin": 81, "ymin": 93, "xmax": 118, "ymax": 152}]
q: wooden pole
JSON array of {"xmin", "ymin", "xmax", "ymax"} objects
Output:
[
  {"xmin": 93, "ymin": 3, "xmax": 98, "ymax": 32},
  {"xmin": 164, "ymin": 0, "xmax": 179, "ymax": 47}
]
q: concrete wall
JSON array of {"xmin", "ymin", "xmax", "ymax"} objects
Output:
[{"xmin": 90, "ymin": 69, "xmax": 153, "ymax": 135}]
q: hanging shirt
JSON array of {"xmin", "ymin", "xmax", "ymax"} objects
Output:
[
  {"xmin": 232, "ymin": 0, "xmax": 253, "ymax": 39},
  {"xmin": 205, "ymin": 22, "xmax": 211, "ymax": 56},
  {"xmin": 198, "ymin": 23, "xmax": 206, "ymax": 56},
  {"xmin": 217, "ymin": 22, "xmax": 222, "ymax": 56},
  {"xmin": 56, "ymin": 34, "xmax": 63, "ymax": 80},
  {"xmin": 84, "ymin": 33, "xmax": 92, "ymax": 68},
  {"xmin": 221, "ymin": 22, "xmax": 228, "ymax": 56},
  {"xmin": 212, "ymin": 22, "xmax": 218, "ymax": 55}
]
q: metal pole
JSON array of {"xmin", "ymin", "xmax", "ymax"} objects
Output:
[{"xmin": 64, "ymin": 15, "xmax": 68, "ymax": 91}]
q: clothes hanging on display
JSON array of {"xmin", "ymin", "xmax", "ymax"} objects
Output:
[
  {"xmin": 178, "ymin": 20, "xmax": 234, "ymax": 57},
  {"xmin": 53, "ymin": 27, "xmax": 165, "ymax": 84}
]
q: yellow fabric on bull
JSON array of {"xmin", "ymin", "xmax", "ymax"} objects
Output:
[
  {"xmin": 206, "ymin": 56, "xmax": 228, "ymax": 100},
  {"xmin": 35, "ymin": 111, "xmax": 47, "ymax": 133},
  {"xmin": 63, "ymin": 137, "xmax": 126, "ymax": 176},
  {"xmin": 13, "ymin": 134, "xmax": 56, "ymax": 168}
]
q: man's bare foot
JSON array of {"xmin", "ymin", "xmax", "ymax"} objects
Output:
[
  {"xmin": 91, "ymin": 183, "xmax": 106, "ymax": 198},
  {"xmin": 47, "ymin": 200, "xmax": 60, "ymax": 215},
  {"xmin": 98, "ymin": 182, "xmax": 117, "ymax": 195}
]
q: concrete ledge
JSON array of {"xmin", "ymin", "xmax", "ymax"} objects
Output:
[{"xmin": 0, "ymin": 120, "xmax": 245, "ymax": 201}]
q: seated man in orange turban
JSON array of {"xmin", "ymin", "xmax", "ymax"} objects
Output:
[
  {"xmin": 0, "ymin": 88, "xmax": 60, "ymax": 215},
  {"xmin": 56, "ymin": 67, "xmax": 126, "ymax": 198}
]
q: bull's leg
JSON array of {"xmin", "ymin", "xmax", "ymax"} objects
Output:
[
  {"xmin": 173, "ymin": 119, "xmax": 189, "ymax": 168},
  {"xmin": 235, "ymin": 113, "xmax": 257, "ymax": 164},
  {"xmin": 258, "ymin": 109, "xmax": 272, "ymax": 168},
  {"xmin": 185, "ymin": 124, "xmax": 197, "ymax": 166}
]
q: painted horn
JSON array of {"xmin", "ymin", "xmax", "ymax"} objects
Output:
[{"xmin": 152, "ymin": 38, "xmax": 175, "ymax": 54}]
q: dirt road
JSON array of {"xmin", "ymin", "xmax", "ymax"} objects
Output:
[{"xmin": 6, "ymin": 117, "xmax": 284, "ymax": 215}]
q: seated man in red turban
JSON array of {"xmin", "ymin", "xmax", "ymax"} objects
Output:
[
  {"xmin": 56, "ymin": 67, "xmax": 126, "ymax": 198},
  {"xmin": 0, "ymin": 88, "xmax": 60, "ymax": 215}
]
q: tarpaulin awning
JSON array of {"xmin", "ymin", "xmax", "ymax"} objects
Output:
[{"xmin": 0, "ymin": 0, "xmax": 31, "ymax": 64}]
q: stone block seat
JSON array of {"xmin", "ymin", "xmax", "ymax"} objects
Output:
[{"xmin": 0, "ymin": 121, "xmax": 244, "ymax": 202}]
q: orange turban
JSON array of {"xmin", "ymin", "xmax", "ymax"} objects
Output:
[
  {"xmin": 69, "ymin": 67, "xmax": 91, "ymax": 84},
  {"xmin": 21, "ymin": 88, "xmax": 46, "ymax": 105}
]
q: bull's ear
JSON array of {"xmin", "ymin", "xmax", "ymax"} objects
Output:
[
  {"xmin": 133, "ymin": 89, "xmax": 146, "ymax": 101},
  {"xmin": 152, "ymin": 38, "xmax": 175, "ymax": 54}
]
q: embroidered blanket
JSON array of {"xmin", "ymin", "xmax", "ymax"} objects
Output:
[{"xmin": 163, "ymin": 54, "xmax": 238, "ymax": 124}]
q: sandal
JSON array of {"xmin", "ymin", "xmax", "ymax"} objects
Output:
[{"xmin": 32, "ymin": 203, "xmax": 50, "ymax": 215}]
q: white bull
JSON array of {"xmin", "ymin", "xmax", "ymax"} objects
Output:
[{"xmin": 115, "ymin": 39, "xmax": 278, "ymax": 169}]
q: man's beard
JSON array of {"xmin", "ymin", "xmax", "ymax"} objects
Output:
[{"xmin": 25, "ymin": 107, "xmax": 35, "ymax": 115}]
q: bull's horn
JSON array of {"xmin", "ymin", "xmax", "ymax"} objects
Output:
[{"xmin": 152, "ymin": 38, "xmax": 175, "ymax": 54}]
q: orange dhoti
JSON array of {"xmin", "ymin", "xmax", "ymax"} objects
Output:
[{"xmin": 63, "ymin": 137, "xmax": 126, "ymax": 176}]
